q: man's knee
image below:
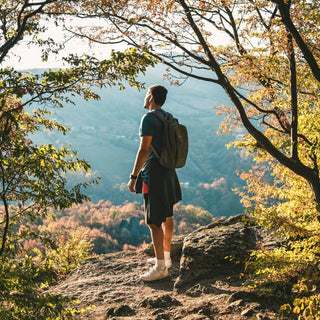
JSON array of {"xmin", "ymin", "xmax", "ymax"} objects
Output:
[
  {"xmin": 163, "ymin": 217, "xmax": 174, "ymax": 232},
  {"xmin": 164, "ymin": 216, "xmax": 174, "ymax": 226},
  {"xmin": 148, "ymin": 223, "xmax": 162, "ymax": 231},
  {"xmin": 165, "ymin": 216, "xmax": 174, "ymax": 224}
]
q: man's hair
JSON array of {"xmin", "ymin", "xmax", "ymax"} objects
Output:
[{"xmin": 149, "ymin": 85, "xmax": 168, "ymax": 106}]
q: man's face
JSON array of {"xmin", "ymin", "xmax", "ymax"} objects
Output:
[{"xmin": 144, "ymin": 91, "xmax": 152, "ymax": 109}]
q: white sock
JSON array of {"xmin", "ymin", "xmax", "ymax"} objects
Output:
[
  {"xmin": 164, "ymin": 251, "xmax": 171, "ymax": 260},
  {"xmin": 156, "ymin": 259, "xmax": 166, "ymax": 270}
]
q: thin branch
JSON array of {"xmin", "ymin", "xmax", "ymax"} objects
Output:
[
  {"xmin": 232, "ymin": 87, "xmax": 273, "ymax": 114},
  {"xmin": 151, "ymin": 52, "xmax": 220, "ymax": 84},
  {"xmin": 224, "ymin": 6, "xmax": 246, "ymax": 55},
  {"xmin": 262, "ymin": 117, "xmax": 286, "ymax": 134},
  {"xmin": 0, "ymin": 0, "xmax": 56, "ymax": 63},
  {"xmin": 108, "ymin": 12, "xmax": 213, "ymax": 68}
]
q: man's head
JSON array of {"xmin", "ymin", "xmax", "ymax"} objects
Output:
[{"xmin": 144, "ymin": 84, "xmax": 168, "ymax": 109}]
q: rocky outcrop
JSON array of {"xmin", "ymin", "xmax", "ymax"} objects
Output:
[
  {"xmin": 50, "ymin": 214, "xmax": 282, "ymax": 319},
  {"xmin": 174, "ymin": 215, "xmax": 259, "ymax": 292}
]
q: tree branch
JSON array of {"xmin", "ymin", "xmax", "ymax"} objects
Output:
[
  {"xmin": 273, "ymin": 0, "xmax": 320, "ymax": 83},
  {"xmin": 0, "ymin": 0, "xmax": 52, "ymax": 63},
  {"xmin": 287, "ymin": 32, "xmax": 298, "ymax": 160}
]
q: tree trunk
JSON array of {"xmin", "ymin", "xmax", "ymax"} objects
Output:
[
  {"xmin": 274, "ymin": 0, "xmax": 320, "ymax": 83},
  {"xmin": 0, "ymin": 194, "xmax": 10, "ymax": 257},
  {"xmin": 307, "ymin": 174, "xmax": 320, "ymax": 210}
]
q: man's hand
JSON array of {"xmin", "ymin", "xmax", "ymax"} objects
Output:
[{"xmin": 128, "ymin": 179, "xmax": 136, "ymax": 193}]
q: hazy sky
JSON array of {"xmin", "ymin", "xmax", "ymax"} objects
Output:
[
  {"xmin": 5, "ymin": 18, "xmax": 227, "ymax": 70},
  {"xmin": 6, "ymin": 37, "xmax": 109, "ymax": 70},
  {"xmin": 5, "ymin": 19, "xmax": 114, "ymax": 70}
]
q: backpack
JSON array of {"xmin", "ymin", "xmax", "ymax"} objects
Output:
[{"xmin": 150, "ymin": 111, "xmax": 188, "ymax": 169}]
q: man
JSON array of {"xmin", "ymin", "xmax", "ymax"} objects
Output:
[{"xmin": 128, "ymin": 84, "xmax": 181, "ymax": 282}]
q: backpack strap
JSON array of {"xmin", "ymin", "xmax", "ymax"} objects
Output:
[
  {"xmin": 150, "ymin": 144, "xmax": 160, "ymax": 159},
  {"xmin": 150, "ymin": 110, "xmax": 172, "ymax": 123},
  {"xmin": 149, "ymin": 110, "xmax": 168, "ymax": 159}
]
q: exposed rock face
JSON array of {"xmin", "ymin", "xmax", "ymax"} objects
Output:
[
  {"xmin": 50, "ymin": 214, "xmax": 281, "ymax": 319},
  {"xmin": 174, "ymin": 215, "xmax": 259, "ymax": 292}
]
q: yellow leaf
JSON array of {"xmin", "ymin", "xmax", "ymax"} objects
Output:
[{"xmin": 293, "ymin": 306, "xmax": 301, "ymax": 314}]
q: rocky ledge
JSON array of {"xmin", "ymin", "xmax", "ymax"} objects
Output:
[{"xmin": 50, "ymin": 214, "xmax": 282, "ymax": 319}]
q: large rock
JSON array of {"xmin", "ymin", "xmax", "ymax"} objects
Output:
[{"xmin": 174, "ymin": 214, "xmax": 259, "ymax": 292}]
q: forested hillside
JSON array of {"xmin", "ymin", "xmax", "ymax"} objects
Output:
[
  {"xmin": 30, "ymin": 66, "xmax": 251, "ymax": 217},
  {"xmin": 24, "ymin": 200, "xmax": 215, "ymax": 255}
]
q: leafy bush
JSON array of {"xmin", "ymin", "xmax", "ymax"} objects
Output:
[
  {"xmin": 0, "ymin": 232, "xmax": 95, "ymax": 319},
  {"xmin": 43, "ymin": 228, "xmax": 95, "ymax": 276},
  {"xmin": 236, "ymin": 154, "xmax": 320, "ymax": 317}
]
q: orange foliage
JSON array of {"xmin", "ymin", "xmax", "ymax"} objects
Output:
[{"xmin": 21, "ymin": 200, "xmax": 215, "ymax": 254}]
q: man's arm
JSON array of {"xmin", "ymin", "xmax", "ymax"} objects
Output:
[{"xmin": 128, "ymin": 135, "xmax": 152, "ymax": 193}]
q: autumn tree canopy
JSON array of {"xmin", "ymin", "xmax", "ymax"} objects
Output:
[{"xmin": 65, "ymin": 0, "xmax": 320, "ymax": 207}]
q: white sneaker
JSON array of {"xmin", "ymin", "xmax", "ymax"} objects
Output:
[
  {"xmin": 140, "ymin": 266, "xmax": 169, "ymax": 282},
  {"xmin": 147, "ymin": 257, "xmax": 172, "ymax": 268}
]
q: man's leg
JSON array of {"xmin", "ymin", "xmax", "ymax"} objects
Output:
[
  {"xmin": 147, "ymin": 216, "xmax": 174, "ymax": 268},
  {"xmin": 162, "ymin": 216, "xmax": 174, "ymax": 252},
  {"xmin": 140, "ymin": 223, "xmax": 169, "ymax": 281},
  {"xmin": 148, "ymin": 223, "xmax": 164, "ymax": 260}
]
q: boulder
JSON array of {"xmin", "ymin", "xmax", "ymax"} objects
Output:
[{"xmin": 174, "ymin": 214, "xmax": 259, "ymax": 292}]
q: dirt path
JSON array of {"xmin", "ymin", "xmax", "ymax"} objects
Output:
[{"xmin": 50, "ymin": 250, "xmax": 278, "ymax": 320}]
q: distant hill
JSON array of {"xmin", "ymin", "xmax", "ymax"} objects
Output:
[{"xmin": 30, "ymin": 65, "xmax": 251, "ymax": 217}]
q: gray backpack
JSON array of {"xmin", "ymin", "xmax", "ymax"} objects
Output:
[{"xmin": 150, "ymin": 111, "xmax": 188, "ymax": 169}]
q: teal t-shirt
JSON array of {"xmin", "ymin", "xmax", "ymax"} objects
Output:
[{"xmin": 139, "ymin": 109, "xmax": 166, "ymax": 161}]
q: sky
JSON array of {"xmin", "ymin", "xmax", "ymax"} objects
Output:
[
  {"xmin": 6, "ymin": 36, "xmax": 110, "ymax": 70},
  {"xmin": 4, "ymin": 19, "xmax": 117, "ymax": 70},
  {"xmin": 4, "ymin": 17, "xmax": 228, "ymax": 71}
]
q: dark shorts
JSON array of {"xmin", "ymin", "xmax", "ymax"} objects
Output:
[
  {"xmin": 137, "ymin": 158, "xmax": 181, "ymax": 227},
  {"xmin": 143, "ymin": 192, "xmax": 173, "ymax": 226}
]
